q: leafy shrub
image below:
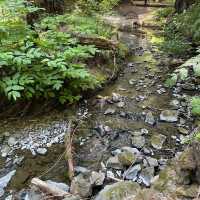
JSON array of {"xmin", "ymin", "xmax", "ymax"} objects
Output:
[
  {"xmin": 160, "ymin": 2, "xmax": 200, "ymax": 56},
  {"xmin": 0, "ymin": 0, "xmax": 116, "ymax": 103},
  {"xmin": 191, "ymin": 97, "xmax": 200, "ymax": 116},
  {"xmin": 76, "ymin": 0, "xmax": 120, "ymax": 15},
  {"xmin": 36, "ymin": 13, "xmax": 115, "ymax": 38}
]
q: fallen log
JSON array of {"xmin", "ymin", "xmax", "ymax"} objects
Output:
[
  {"xmin": 58, "ymin": 27, "xmax": 119, "ymax": 50},
  {"xmin": 31, "ymin": 178, "xmax": 82, "ymax": 199},
  {"xmin": 73, "ymin": 34, "xmax": 119, "ymax": 50},
  {"xmin": 65, "ymin": 121, "xmax": 75, "ymax": 181},
  {"xmin": 130, "ymin": 2, "xmax": 173, "ymax": 7}
]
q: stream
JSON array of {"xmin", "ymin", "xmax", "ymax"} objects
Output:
[{"xmin": 0, "ymin": 5, "xmax": 192, "ymax": 199}]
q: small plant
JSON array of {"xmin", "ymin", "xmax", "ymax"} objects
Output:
[{"xmin": 191, "ymin": 97, "xmax": 200, "ymax": 116}]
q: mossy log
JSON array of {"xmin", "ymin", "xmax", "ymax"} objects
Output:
[{"xmin": 76, "ymin": 36, "xmax": 119, "ymax": 50}]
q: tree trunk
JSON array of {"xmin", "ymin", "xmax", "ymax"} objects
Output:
[
  {"xmin": 175, "ymin": 0, "xmax": 196, "ymax": 13},
  {"xmin": 31, "ymin": 0, "xmax": 65, "ymax": 14}
]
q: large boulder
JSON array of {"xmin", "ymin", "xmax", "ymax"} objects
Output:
[{"xmin": 95, "ymin": 181, "xmax": 140, "ymax": 200}]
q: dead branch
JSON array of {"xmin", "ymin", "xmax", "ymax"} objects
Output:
[
  {"xmin": 31, "ymin": 178, "xmax": 69, "ymax": 197},
  {"xmin": 75, "ymin": 35, "xmax": 119, "ymax": 50},
  {"xmin": 65, "ymin": 121, "xmax": 75, "ymax": 181}
]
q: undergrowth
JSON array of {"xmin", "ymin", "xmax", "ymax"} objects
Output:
[
  {"xmin": 0, "ymin": 0, "xmax": 118, "ymax": 104},
  {"xmin": 156, "ymin": 2, "xmax": 200, "ymax": 56}
]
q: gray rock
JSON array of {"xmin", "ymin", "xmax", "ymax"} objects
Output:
[
  {"xmin": 141, "ymin": 128, "xmax": 149, "ymax": 135},
  {"xmin": 63, "ymin": 196, "xmax": 81, "ymax": 200},
  {"xmin": 0, "ymin": 170, "xmax": 16, "ymax": 197},
  {"xmin": 118, "ymin": 147, "xmax": 140, "ymax": 166},
  {"xmin": 36, "ymin": 148, "xmax": 47, "ymax": 155},
  {"xmin": 150, "ymin": 134, "xmax": 166, "ymax": 150},
  {"xmin": 145, "ymin": 157, "xmax": 158, "ymax": 167},
  {"xmin": 3, "ymin": 132, "xmax": 10, "ymax": 137},
  {"xmin": 131, "ymin": 136, "xmax": 145, "ymax": 149},
  {"xmin": 139, "ymin": 167, "xmax": 154, "ymax": 187},
  {"xmin": 178, "ymin": 127, "xmax": 189, "ymax": 135},
  {"xmin": 117, "ymin": 101, "xmax": 125, "ymax": 108},
  {"xmin": 5, "ymin": 195, "xmax": 12, "ymax": 200},
  {"xmin": 90, "ymin": 171, "xmax": 105, "ymax": 186},
  {"xmin": 7, "ymin": 137, "xmax": 18, "ymax": 146},
  {"xmin": 46, "ymin": 180, "xmax": 69, "ymax": 192},
  {"xmin": 70, "ymin": 174, "xmax": 92, "ymax": 198},
  {"xmin": 106, "ymin": 156, "xmax": 123, "ymax": 169},
  {"xmin": 123, "ymin": 164, "xmax": 141, "ymax": 181},
  {"xmin": 13, "ymin": 156, "xmax": 24, "ymax": 165},
  {"xmin": 1, "ymin": 145, "xmax": 11, "ymax": 158},
  {"xmin": 160, "ymin": 110, "xmax": 178, "ymax": 122},
  {"xmin": 112, "ymin": 93, "xmax": 121, "ymax": 102},
  {"xmin": 170, "ymin": 99, "xmax": 180, "ymax": 108},
  {"xmin": 75, "ymin": 166, "xmax": 90, "ymax": 174},
  {"xmin": 129, "ymin": 79, "xmax": 136, "ymax": 85},
  {"xmin": 104, "ymin": 108, "xmax": 116, "ymax": 115},
  {"xmin": 145, "ymin": 112, "xmax": 155, "ymax": 125},
  {"xmin": 111, "ymin": 149, "xmax": 121, "ymax": 156},
  {"xmin": 157, "ymin": 88, "xmax": 166, "ymax": 94},
  {"xmin": 95, "ymin": 181, "xmax": 140, "ymax": 200}
]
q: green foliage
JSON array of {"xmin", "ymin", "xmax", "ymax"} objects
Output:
[
  {"xmin": 155, "ymin": 7, "xmax": 174, "ymax": 22},
  {"xmin": 195, "ymin": 132, "xmax": 200, "ymax": 141},
  {"xmin": 165, "ymin": 73, "xmax": 177, "ymax": 88},
  {"xmin": 77, "ymin": 0, "xmax": 120, "ymax": 15},
  {"xmin": 0, "ymin": 0, "xmax": 115, "ymax": 103},
  {"xmin": 36, "ymin": 13, "xmax": 115, "ymax": 38},
  {"xmin": 159, "ymin": 2, "xmax": 200, "ymax": 55},
  {"xmin": 191, "ymin": 97, "xmax": 200, "ymax": 116}
]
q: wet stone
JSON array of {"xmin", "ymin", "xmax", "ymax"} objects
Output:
[
  {"xmin": 138, "ymin": 167, "xmax": 154, "ymax": 187},
  {"xmin": 160, "ymin": 110, "xmax": 178, "ymax": 122},
  {"xmin": 36, "ymin": 148, "xmax": 47, "ymax": 155},
  {"xmin": 123, "ymin": 164, "xmax": 141, "ymax": 181},
  {"xmin": 104, "ymin": 108, "xmax": 116, "ymax": 115},
  {"xmin": 7, "ymin": 137, "xmax": 18, "ymax": 147},
  {"xmin": 112, "ymin": 93, "xmax": 121, "ymax": 103},
  {"xmin": 150, "ymin": 134, "xmax": 166, "ymax": 150},
  {"xmin": 106, "ymin": 156, "xmax": 123, "ymax": 169},
  {"xmin": 1, "ymin": 145, "xmax": 11, "ymax": 158},
  {"xmin": 46, "ymin": 180, "xmax": 69, "ymax": 192},
  {"xmin": 75, "ymin": 166, "xmax": 90, "ymax": 174},
  {"xmin": 117, "ymin": 101, "xmax": 125, "ymax": 108},
  {"xmin": 90, "ymin": 171, "xmax": 105, "ymax": 186},
  {"xmin": 170, "ymin": 99, "xmax": 180, "ymax": 109},
  {"xmin": 129, "ymin": 79, "xmax": 136, "ymax": 85},
  {"xmin": 132, "ymin": 135, "xmax": 145, "ymax": 149},
  {"xmin": 145, "ymin": 112, "xmax": 156, "ymax": 125},
  {"xmin": 0, "ymin": 170, "xmax": 16, "ymax": 197},
  {"xmin": 178, "ymin": 127, "xmax": 189, "ymax": 135},
  {"xmin": 145, "ymin": 156, "xmax": 158, "ymax": 167}
]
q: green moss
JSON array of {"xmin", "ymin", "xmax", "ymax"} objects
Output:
[{"xmin": 191, "ymin": 97, "xmax": 200, "ymax": 116}]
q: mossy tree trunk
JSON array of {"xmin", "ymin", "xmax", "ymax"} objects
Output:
[{"xmin": 175, "ymin": 0, "xmax": 196, "ymax": 13}]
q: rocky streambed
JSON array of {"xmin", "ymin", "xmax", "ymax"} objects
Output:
[{"xmin": 0, "ymin": 5, "xmax": 199, "ymax": 200}]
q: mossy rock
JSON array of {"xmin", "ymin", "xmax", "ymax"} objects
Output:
[{"xmin": 95, "ymin": 181, "xmax": 140, "ymax": 200}]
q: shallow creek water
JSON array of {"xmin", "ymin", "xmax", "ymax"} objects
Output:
[{"xmin": 0, "ymin": 26, "xmax": 185, "ymax": 197}]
